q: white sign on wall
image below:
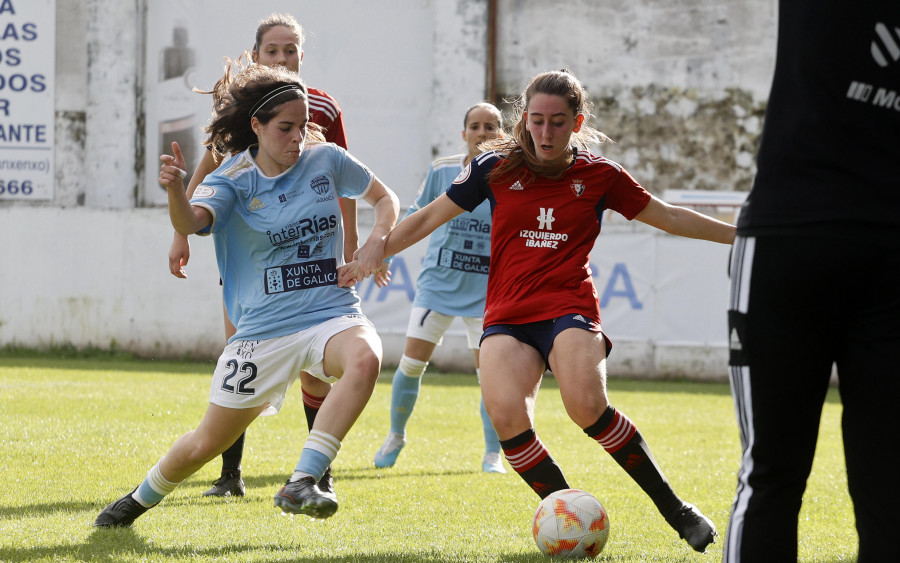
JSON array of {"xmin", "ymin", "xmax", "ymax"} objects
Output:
[
  {"xmin": 143, "ymin": 3, "xmax": 206, "ymax": 206},
  {"xmin": 0, "ymin": 0, "xmax": 54, "ymax": 201}
]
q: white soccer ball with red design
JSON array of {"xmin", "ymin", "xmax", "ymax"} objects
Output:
[{"xmin": 532, "ymin": 489, "xmax": 610, "ymax": 558}]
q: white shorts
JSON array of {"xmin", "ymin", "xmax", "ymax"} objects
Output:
[
  {"xmin": 209, "ymin": 314, "xmax": 375, "ymax": 415},
  {"xmin": 405, "ymin": 306, "xmax": 483, "ymax": 349}
]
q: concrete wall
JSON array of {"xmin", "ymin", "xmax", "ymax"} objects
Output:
[
  {"xmin": 0, "ymin": 0, "xmax": 779, "ymax": 379},
  {"xmin": 494, "ymin": 0, "xmax": 776, "ymax": 195}
]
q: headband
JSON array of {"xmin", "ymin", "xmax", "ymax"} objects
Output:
[{"xmin": 249, "ymin": 84, "xmax": 302, "ymax": 118}]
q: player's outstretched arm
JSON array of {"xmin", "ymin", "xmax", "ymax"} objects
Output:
[
  {"xmin": 384, "ymin": 193, "xmax": 466, "ymax": 257},
  {"xmin": 635, "ymin": 195, "xmax": 735, "ymax": 244},
  {"xmin": 160, "ymin": 142, "xmax": 212, "ymax": 236}
]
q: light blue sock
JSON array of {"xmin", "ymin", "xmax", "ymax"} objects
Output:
[
  {"xmin": 390, "ymin": 357, "xmax": 426, "ymax": 435},
  {"xmin": 133, "ymin": 462, "xmax": 179, "ymax": 507},
  {"xmin": 292, "ymin": 449, "xmax": 331, "ymax": 481},
  {"xmin": 291, "ymin": 430, "xmax": 340, "ymax": 482},
  {"xmin": 480, "ymin": 397, "xmax": 501, "ymax": 454}
]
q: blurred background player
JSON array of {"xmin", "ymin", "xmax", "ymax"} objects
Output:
[
  {"xmin": 166, "ymin": 13, "xmax": 353, "ymax": 498},
  {"xmin": 374, "ymin": 102, "xmax": 506, "ymax": 473}
]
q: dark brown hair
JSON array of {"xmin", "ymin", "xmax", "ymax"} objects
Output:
[{"xmin": 203, "ymin": 60, "xmax": 324, "ymax": 155}]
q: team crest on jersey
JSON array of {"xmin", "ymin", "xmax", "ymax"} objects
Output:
[
  {"xmin": 452, "ymin": 164, "xmax": 472, "ymax": 184},
  {"xmin": 310, "ymin": 175, "xmax": 330, "ymax": 195},
  {"xmin": 249, "ymin": 198, "xmax": 265, "ymax": 211},
  {"xmin": 570, "ymin": 179, "xmax": 585, "ymax": 197},
  {"xmin": 193, "ymin": 185, "xmax": 215, "ymax": 198}
]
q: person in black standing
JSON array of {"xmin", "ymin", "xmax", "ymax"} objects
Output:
[{"xmin": 725, "ymin": 1, "xmax": 900, "ymax": 561}]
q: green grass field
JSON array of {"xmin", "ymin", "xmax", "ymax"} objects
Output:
[{"xmin": 0, "ymin": 355, "xmax": 855, "ymax": 562}]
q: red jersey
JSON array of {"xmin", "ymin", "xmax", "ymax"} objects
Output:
[
  {"xmin": 308, "ymin": 87, "xmax": 348, "ymax": 149},
  {"xmin": 446, "ymin": 149, "xmax": 651, "ymax": 327}
]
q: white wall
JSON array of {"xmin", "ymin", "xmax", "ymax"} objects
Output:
[{"xmin": 495, "ymin": 0, "xmax": 777, "ymax": 194}]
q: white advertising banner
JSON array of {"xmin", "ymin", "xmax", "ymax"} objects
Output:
[{"xmin": 0, "ymin": 0, "xmax": 54, "ymax": 201}]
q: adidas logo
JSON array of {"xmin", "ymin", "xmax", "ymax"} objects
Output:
[
  {"xmin": 624, "ymin": 453, "xmax": 645, "ymax": 472},
  {"xmin": 573, "ymin": 315, "xmax": 587, "ymax": 324},
  {"xmin": 249, "ymin": 198, "xmax": 265, "ymax": 211},
  {"xmin": 509, "ymin": 180, "xmax": 524, "ymax": 191},
  {"xmin": 533, "ymin": 481, "xmax": 552, "ymax": 496},
  {"xmin": 730, "ymin": 328, "xmax": 742, "ymax": 351}
]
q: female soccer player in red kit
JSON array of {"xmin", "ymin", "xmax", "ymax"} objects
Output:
[{"xmin": 347, "ymin": 69, "xmax": 735, "ymax": 553}]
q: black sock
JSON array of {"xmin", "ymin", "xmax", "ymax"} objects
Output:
[
  {"xmin": 302, "ymin": 389, "xmax": 325, "ymax": 432},
  {"xmin": 500, "ymin": 428, "xmax": 568, "ymax": 498},
  {"xmin": 584, "ymin": 406, "xmax": 682, "ymax": 517},
  {"xmin": 220, "ymin": 432, "xmax": 245, "ymax": 475},
  {"xmin": 303, "ymin": 403, "xmax": 319, "ymax": 432}
]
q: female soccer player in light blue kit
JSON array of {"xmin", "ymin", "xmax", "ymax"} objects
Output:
[
  {"xmin": 94, "ymin": 62, "xmax": 399, "ymax": 527},
  {"xmin": 374, "ymin": 103, "xmax": 506, "ymax": 473}
]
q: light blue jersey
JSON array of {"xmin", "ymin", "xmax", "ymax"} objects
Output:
[
  {"xmin": 406, "ymin": 154, "xmax": 491, "ymax": 317},
  {"xmin": 191, "ymin": 142, "xmax": 374, "ymax": 342}
]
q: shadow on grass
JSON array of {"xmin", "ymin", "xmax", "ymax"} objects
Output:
[
  {"xmin": 0, "ymin": 499, "xmax": 549, "ymax": 562},
  {"xmin": 0, "ymin": 528, "xmax": 551, "ymax": 563},
  {"xmin": 0, "ymin": 500, "xmax": 98, "ymax": 520},
  {"xmin": 176, "ymin": 465, "xmax": 491, "ymax": 500},
  {"xmin": 0, "ymin": 499, "xmax": 853, "ymax": 562},
  {"xmin": 0, "ymin": 532, "xmax": 857, "ymax": 563},
  {"xmin": 0, "ymin": 528, "xmax": 338, "ymax": 563},
  {"xmin": 0, "ymin": 463, "xmax": 495, "ymax": 523}
]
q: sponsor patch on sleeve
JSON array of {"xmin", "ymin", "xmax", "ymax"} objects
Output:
[
  {"xmin": 193, "ymin": 185, "xmax": 215, "ymax": 198},
  {"xmin": 452, "ymin": 164, "xmax": 472, "ymax": 184}
]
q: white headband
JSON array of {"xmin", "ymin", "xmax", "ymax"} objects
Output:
[{"xmin": 249, "ymin": 84, "xmax": 302, "ymax": 118}]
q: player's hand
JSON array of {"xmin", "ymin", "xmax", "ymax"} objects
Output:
[
  {"xmin": 353, "ymin": 237, "xmax": 387, "ymax": 279},
  {"xmin": 337, "ymin": 261, "xmax": 360, "ymax": 288},
  {"xmin": 159, "ymin": 142, "xmax": 187, "ymax": 190},
  {"xmin": 169, "ymin": 232, "xmax": 191, "ymax": 278},
  {"xmin": 373, "ymin": 261, "xmax": 391, "ymax": 288}
]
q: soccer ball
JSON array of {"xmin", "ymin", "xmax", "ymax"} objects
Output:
[{"xmin": 532, "ymin": 489, "xmax": 610, "ymax": 558}]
